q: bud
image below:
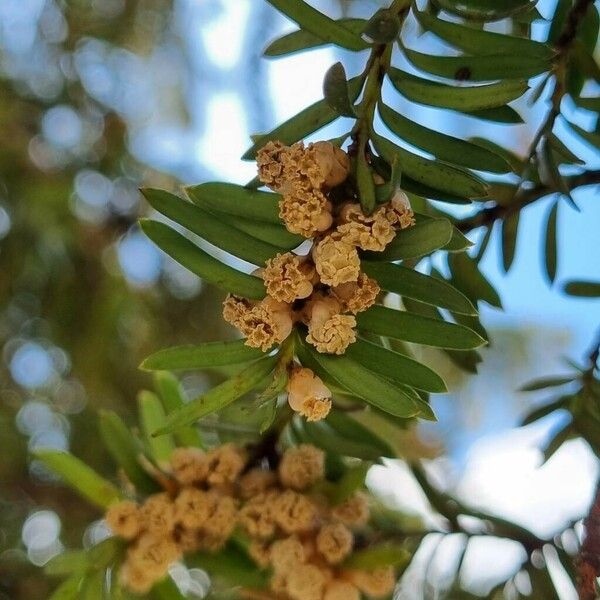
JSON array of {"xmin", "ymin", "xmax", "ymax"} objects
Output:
[
  {"xmin": 287, "ymin": 367, "xmax": 332, "ymax": 421},
  {"xmin": 312, "ymin": 141, "xmax": 350, "ymax": 188}
]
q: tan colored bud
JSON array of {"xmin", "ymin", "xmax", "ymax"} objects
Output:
[
  {"xmin": 336, "ymin": 202, "xmax": 396, "ymax": 252},
  {"xmin": 306, "ymin": 312, "xmax": 357, "ymax": 355},
  {"xmin": 272, "ymin": 490, "xmax": 318, "ymax": 534},
  {"xmin": 119, "ymin": 560, "xmax": 155, "ymax": 594},
  {"xmin": 174, "ymin": 488, "xmax": 212, "ymax": 529},
  {"xmin": 263, "ymin": 253, "xmax": 315, "ymax": 303},
  {"xmin": 270, "ymin": 535, "xmax": 306, "ymax": 573},
  {"xmin": 228, "ymin": 296, "xmax": 293, "ymax": 352},
  {"xmin": 286, "ymin": 563, "xmax": 329, "ymax": 600},
  {"xmin": 256, "ymin": 141, "xmax": 289, "ymax": 191},
  {"xmin": 222, "ymin": 294, "xmax": 254, "ymax": 330},
  {"xmin": 238, "ymin": 468, "xmax": 278, "ymax": 500},
  {"xmin": 278, "ymin": 443, "xmax": 325, "ymax": 490},
  {"xmin": 287, "ymin": 367, "xmax": 333, "ymax": 422},
  {"xmin": 140, "ymin": 493, "xmax": 177, "ymax": 535},
  {"xmin": 126, "ymin": 532, "xmax": 181, "ymax": 579},
  {"xmin": 331, "ymin": 492, "xmax": 370, "ymax": 527},
  {"xmin": 312, "ymin": 141, "xmax": 350, "ymax": 188},
  {"xmin": 316, "ymin": 522, "xmax": 354, "ymax": 564},
  {"xmin": 331, "ymin": 272, "xmax": 380, "ymax": 314},
  {"xmin": 248, "ymin": 540, "xmax": 272, "ymax": 569},
  {"xmin": 201, "ymin": 492, "xmax": 238, "ymax": 548},
  {"xmin": 239, "ymin": 490, "xmax": 279, "ymax": 539},
  {"xmin": 170, "ymin": 447, "xmax": 209, "ymax": 485},
  {"xmin": 386, "ymin": 188, "xmax": 415, "ymax": 229},
  {"xmin": 106, "ymin": 501, "xmax": 141, "ymax": 540},
  {"xmin": 324, "ymin": 580, "xmax": 361, "ymax": 600},
  {"xmin": 279, "ymin": 187, "xmax": 332, "ymax": 238},
  {"xmin": 313, "ymin": 236, "xmax": 360, "ymax": 287},
  {"xmin": 346, "ymin": 566, "xmax": 397, "ymax": 598},
  {"xmin": 206, "ymin": 443, "xmax": 247, "ymax": 486}
]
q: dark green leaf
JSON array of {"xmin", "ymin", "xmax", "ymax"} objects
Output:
[
  {"xmin": 223, "ymin": 215, "xmax": 302, "ymax": 250},
  {"xmin": 296, "ymin": 419, "xmax": 385, "ymax": 461},
  {"xmin": 573, "ymin": 96, "xmax": 600, "ymax": 112},
  {"xmin": 500, "ymin": 210, "xmax": 520, "ymax": 272},
  {"xmin": 388, "ymin": 67, "xmax": 528, "ymax": 111},
  {"xmin": 242, "ymin": 77, "xmax": 362, "ymax": 159},
  {"xmin": 141, "ymin": 339, "xmax": 264, "ymax": 371},
  {"xmin": 153, "ymin": 372, "xmax": 204, "ymax": 448},
  {"xmin": 519, "ymin": 376, "xmax": 575, "ymax": 392},
  {"xmin": 153, "ymin": 356, "xmax": 277, "ymax": 436},
  {"xmin": 565, "ymin": 118, "xmax": 600, "ymax": 150},
  {"xmin": 98, "ymin": 411, "xmax": 159, "ymax": 495},
  {"xmin": 468, "ymin": 137, "xmax": 524, "ymax": 171},
  {"xmin": 448, "ymin": 252, "xmax": 502, "ymax": 307},
  {"xmin": 32, "ymin": 450, "xmax": 123, "ymax": 509},
  {"xmin": 544, "ymin": 201, "xmax": 558, "ymax": 283},
  {"xmin": 266, "ymin": 0, "xmax": 367, "ymax": 51},
  {"xmin": 401, "ymin": 177, "xmax": 472, "ymax": 204},
  {"xmin": 301, "ymin": 339, "xmax": 432, "ymax": 418},
  {"xmin": 433, "ymin": 0, "xmax": 536, "ymax": 21},
  {"xmin": 345, "ymin": 338, "xmax": 447, "ymax": 393},
  {"xmin": 323, "ymin": 62, "xmax": 355, "ymax": 117},
  {"xmin": 152, "ymin": 577, "xmax": 187, "ymax": 600},
  {"xmin": 462, "ymin": 105, "xmax": 524, "ymax": 123},
  {"xmin": 362, "ymin": 261, "xmax": 476, "ymax": 315},
  {"xmin": 444, "ymin": 225, "xmax": 474, "ymax": 253},
  {"xmin": 45, "ymin": 551, "xmax": 89, "ymax": 576},
  {"xmin": 445, "ymin": 348, "xmax": 483, "ymax": 373},
  {"xmin": 415, "ymin": 9, "xmax": 554, "ymax": 59},
  {"xmin": 331, "ymin": 463, "xmax": 371, "ymax": 504},
  {"xmin": 138, "ymin": 391, "xmax": 175, "ymax": 467},
  {"xmin": 548, "ymin": 133, "xmax": 584, "ymax": 165},
  {"xmin": 542, "ymin": 422, "xmax": 573, "ymax": 462},
  {"xmin": 140, "ymin": 220, "xmax": 266, "ymax": 300},
  {"xmin": 403, "ymin": 46, "xmax": 549, "ymax": 81},
  {"xmin": 363, "ymin": 8, "xmax": 401, "ymax": 43},
  {"xmin": 327, "ymin": 409, "xmax": 396, "ymax": 458},
  {"xmin": 375, "ymin": 156, "xmax": 402, "ymax": 205},
  {"xmin": 80, "ymin": 570, "xmax": 106, "ymax": 600},
  {"xmin": 574, "ymin": 412, "xmax": 600, "ymax": 458},
  {"xmin": 356, "ymin": 146, "xmax": 376, "ymax": 213},
  {"xmin": 49, "ymin": 576, "xmax": 83, "ymax": 600},
  {"xmin": 563, "ymin": 280, "xmax": 600, "ymax": 297},
  {"xmin": 141, "ymin": 188, "xmax": 281, "ymax": 265},
  {"xmin": 186, "ymin": 183, "xmax": 281, "ymax": 224},
  {"xmin": 521, "ymin": 396, "xmax": 570, "ymax": 425},
  {"xmin": 373, "ymin": 134, "xmax": 487, "ymax": 199},
  {"xmin": 363, "ymin": 218, "xmax": 453, "ymax": 261},
  {"xmin": 539, "ymin": 137, "xmax": 576, "ymax": 207},
  {"xmin": 188, "ymin": 545, "xmax": 269, "ymax": 589},
  {"xmin": 356, "ymin": 305, "xmax": 486, "ymax": 350},
  {"xmin": 379, "ymin": 103, "xmax": 510, "ymax": 173},
  {"xmin": 344, "ymin": 543, "xmax": 411, "ymax": 569},
  {"xmin": 264, "ymin": 18, "xmax": 367, "ymax": 56},
  {"xmin": 547, "ymin": 0, "xmax": 572, "ymax": 43}
]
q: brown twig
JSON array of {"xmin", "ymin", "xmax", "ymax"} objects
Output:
[{"xmin": 457, "ymin": 170, "xmax": 600, "ymax": 232}]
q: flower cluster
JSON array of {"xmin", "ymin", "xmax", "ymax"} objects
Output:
[
  {"xmin": 221, "ymin": 140, "xmax": 415, "ymax": 420},
  {"xmin": 223, "ymin": 140, "xmax": 414, "ymax": 358},
  {"xmin": 105, "ymin": 443, "xmax": 397, "ymax": 598},
  {"xmin": 240, "ymin": 444, "xmax": 397, "ymax": 600},
  {"xmin": 286, "ymin": 366, "xmax": 332, "ymax": 421},
  {"xmin": 106, "ymin": 444, "xmax": 246, "ymax": 593}
]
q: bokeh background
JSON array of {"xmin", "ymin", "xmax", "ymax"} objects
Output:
[{"xmin": 0, "ymin": 0, "xmax": 598, "ymax": 598}]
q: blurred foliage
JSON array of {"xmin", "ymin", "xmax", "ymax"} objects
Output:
[
  {"xmin": 0, "ymin": 0, "xmax": 599, "ymax": 599},
  {"xmin": 0, "ymin": 1, "xmax": 231, "ymax": 597}
]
